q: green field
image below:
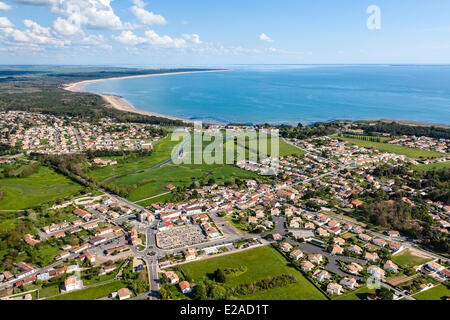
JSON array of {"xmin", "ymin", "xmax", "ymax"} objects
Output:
[
  {"xmin": 391, "ymin": 249, "xmax": 433, "ymax": 267},
  {"xmin": 338, "ymin": 137, "xmax": 442, "ymax": 159},
  {"xmin": 91, "ymin": 133, "xmax": 261, "ymax": 203},
  {"xmin": 39, "ymin": 285, "xmax": 60, "ymax": 298},
  {"xmin": 47, "ymin": 280, "xmax": 129, "ymax": 300},
  {"xmin": 88, "ymin": 134, "xmax": 182, "ymax": 182},
  {"xmin": 181, "ymin": 245, "xmax": 327, "ymax": 300},
  {"xmin": 413, "ymin": 284, "xmax": 450, "ymax": 300},
  {"xmin": 0, "ymin": 166, "xmax": 83, "ymax": 210},
  {"xmin": 412, "ymin": 161, "xmax": 450, "ymax": 172},
  {"xmin": 278, "ymin": 138, "xmax": 305, "ymax": 157},
  {"xmin": 334, "ymin": 286, "xmax": 376, "ymax": 300}
]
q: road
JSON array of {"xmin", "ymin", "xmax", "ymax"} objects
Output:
[{"xmin": 70, "ymin": 126, "xmax": 84, "ymax": 151}]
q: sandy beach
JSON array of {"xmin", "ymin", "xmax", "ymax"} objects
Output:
[{"xmin": 63, "ymin": 69, "xmax": 230, "ymax": 123}]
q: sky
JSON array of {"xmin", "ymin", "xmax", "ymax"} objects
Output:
[{"xmin": 0, "ymin": 0, "xmax": 449, "ymax": 65}]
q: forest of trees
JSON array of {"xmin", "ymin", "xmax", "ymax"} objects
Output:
[
  {"xmin": 277, "ymin": 121, "xmax": 343, "ymax": 139},
  {"xmin": 355, "ymin": 121, "xmax": 450, "ymax": 139},
  {"xmin": 0, "ymin": 143, "xmax": 21, "ymax": 156}
]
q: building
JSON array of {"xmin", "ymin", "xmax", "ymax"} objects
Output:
[
  {"xmin": 383, "ymin": 260, "xmax": 399, "ymax": 273},
  {"xmin": 164, "ymin": 271, "xmax": 180, "ymax": 284},
  {"xmin": 179, "ymin": 280, "xmax": 192, "ymax": 294},
  {"xmin": 340, "ymin": 277, "xmax": 358, "ymax": 289},
  {"xmin": 368, "ymin": 266, "xmax": 385, "ymax": 278},
  {"xmin": 290, "ymin": 249, "xmax": 303, "ymax": 261},
  {"xmin": 426, "ymin": 261, "xmax": 445, "ymax": 272},
  {"xmin": 345, "ymin": 262, "xmax": 363, "ymax": 274},
  {"xmin": 64, "ymin": 276, "xmax": 82, "ymax": 292},
  {"xmin": 308, "ymin": 253, "xmax": 323, "ymax": 264},
  {"xmin": 364, "ymin": 252, "xmax": 379, "ymax": 262},
  {"xmin": 331, "ymin": 245, "xmax": 344, "ymax": 255},
  {"xmin": 280, "ymin": 242, "xmax": 293, "ymax": 252},
  {"xmin": 184, "ymin": 248, "xmax": 197, "ymax": 261},
  {"xmin": 117, "ymin": 288, "xmax": 132, "ymax": 300},
  {"xmin": 327, "ymin": 282, "xmax": 343, "ymax": 295},
  {"xmin": 300, "ymin": 261, "xmax": 314, "ymax": 272},
  {"xmin": 312, "ymin": 269, "xmax": 330, "ymax": 282}
]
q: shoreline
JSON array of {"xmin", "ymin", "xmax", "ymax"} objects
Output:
[
  {"xmin": 63, "ymin": 69, "xmax": 231, "ymax": 123},
  {"xmin": 63, "ymin": 70, "xmax": 449, "ymax": 128}
]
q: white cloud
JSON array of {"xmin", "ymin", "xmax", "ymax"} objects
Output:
[
  {"xmin": 113, "ymin": 29, "xmax": 203, "ymax": 49},
  {"xmin": 183, "ymin": 33, "xmax": 201, "ymax": 44},
  {"xmin": 0, "ymin": 1, "xmax": 12, "ymax": 10},
  {"xmin": 0, "ymin": 16, "xmax": 13, "ymax": 28},
  {"xmin": 53, "ymin": 17, "xmax": 81, "ymax": 36},
  {"xmin": 113, "ymin": 30, "xmax": 146, "ymax": 46},
  {"xmin": 24, "ymin": 19, "xmax": 50, "ymax": 35},
  {"xmin": 144, "ymin": 29, "xmax": 184, "ymax": 47},
  {"xmin": 259, "ymin": 33, "xmax": 273, "ymax": 42},
  {"xmin": 130, "ymin": 0, "xmax": 166, "ymax": 26},
  {"xmin": 10, "ymin": 0, "xmax": 124, "ymax": 29}
]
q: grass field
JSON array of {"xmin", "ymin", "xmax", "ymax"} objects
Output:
[
  {"xmin": 47, "ymin": 280, "xmax": 129, "ymax": 300},
  {"xmin": 91, "ymin": 133, "xmax": 261, "ymax": 203},
  {"xmin": 181, "ymin": 245, "xmax": 327, "ymax": 300},
  {"xmin": 412, "ymin": 161, "xmax": 450, "ymax": 172},
  {"xmin": 39, "ymin": 285, "xmax": 60, "ymax": 298},
  {"xmin": 338, "ymin": 137, "xmax": 442, "ymax": 159},
  {"xmin": 88, "ymin": 134, "xmax": 182, "ymax": 182},
  {"xmin": 391, "ymin": 249, "xmax": 433, "ymax": 267},
  {"xmin": 413, "ymin": 284, "xmax": 450, "ymax": 300},
  {"xmin": 0, "ymin": 166, "xmax": 83, "ymax": 210},
  {"xmin": 334, "ymin": 286, "xmax": 376, "ymax": 300},
  {"xmin": 278, "ymin": 138, "xmax": 305, "ymax": 157}
]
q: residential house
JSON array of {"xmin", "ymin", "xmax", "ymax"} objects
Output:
[
  {"xmin": 290, "ymin": 249, "xmax": 303, "ymax": 261},
  {"xmin": 179, "ymin": 281, "xmax": 192, "ymax": 294},
  {"xmin": 327, "ymin": 282, "xmax": 343, "ymax": 295}
]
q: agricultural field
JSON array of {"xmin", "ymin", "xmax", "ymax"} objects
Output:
[
  {"xmin": 338, "ymin": 137, "xmax": 442, "ymax": 159},
  {"xmin": 413, "ymin": 284, "xmax": 450, "ymax": 300},
  {"xmin": 180, "ymin": 245, "xmax": 327, "ymax": 300},
  {"xmin": 0, "ymin": 166, "xmax": 83, "ymax": 210},
  {"xmin": 391, "ymin": 249, "xmax": 433, "ymax": 268}
]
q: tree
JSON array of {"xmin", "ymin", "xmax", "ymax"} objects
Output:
[
  {"xmin": 193, "ymin": 282, "xmax": 207, "ymax": 300},
  {"xmin": 376, "ymin": 287, "xmax": 393, "ymax": 300},
  {"xmin": 214, "ymin": 269, "xmax": 226, "ymax": 283}
]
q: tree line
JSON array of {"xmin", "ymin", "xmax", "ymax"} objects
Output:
[{"xmin": 355, "ymin": 121, "xmax": 450, "ymax": 139}]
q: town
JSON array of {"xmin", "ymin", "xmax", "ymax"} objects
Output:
[{"xmin": 0, "ymin": 111, "xmax": 449, "ymax": 301}]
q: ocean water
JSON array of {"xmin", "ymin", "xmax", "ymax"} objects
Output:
[{"xmin": 81, "ymin": 65, "xmax": 450, "ymax": 125}]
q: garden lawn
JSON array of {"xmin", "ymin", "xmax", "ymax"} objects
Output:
[
  {"xmin": 39, "ymin": 285, "xmax": 60, "ymax": 298},
  {"xmin": 338, "ymin": 137, "xmax": 442, "ymax": 159},
  {"xmin": 0, "ymin": 166, "xmax": 83, "ymax": 210},
  {"xmin": 47, "ymin": 280, "xmax": 129, "ymax": 300},
  {"xmin": 334, "ymin": 286, "xmax": 376, "ymax": 300},
  {"xmin": 391, "ymin": 249, "xmax": 433, "ymax": 268},
  {"xmin": 181, "ymin": 245, "xmax": 326, "ymax": 300},
  {"xmin": 413, "ymin": 284, "xmax": 450, "ymax": 300}
]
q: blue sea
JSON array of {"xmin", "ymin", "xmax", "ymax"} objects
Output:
[{"xmin": 81, "ymin": 65, "xmax": 450, "ymax": 125}]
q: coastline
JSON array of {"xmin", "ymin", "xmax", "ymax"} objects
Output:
[
  {"xmin": 63, "ymin": 69, "xmax": 450, "ymax": 128},
  {"xmin": 63, "ymin": 69, "xmax": 231, "ymax": 123}
]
